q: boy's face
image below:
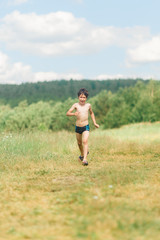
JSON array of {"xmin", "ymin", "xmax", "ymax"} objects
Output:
[{"xmin": 78, "ymin": 94, "xmax": 87, "ymax": 104}]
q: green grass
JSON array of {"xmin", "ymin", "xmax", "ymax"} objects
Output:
[
  {"xmin": 100, "ymin": 121, "xmax": 160, "ymax": 143},
  {"xmin": 0, "ymin": 122, "xmax": 160, "ymax": 240}
]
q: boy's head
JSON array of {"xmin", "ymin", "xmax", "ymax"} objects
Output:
[{"xmin": 77, "ymin": 88, "xmax": 89, "ymax": 98}]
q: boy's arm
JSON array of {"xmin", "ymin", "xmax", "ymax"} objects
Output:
[
  {"xmin": 89, "ymin": 104, "xmax": 99, "ymax": 128},
  {"xmin": 66, "ymin": 103, "xmax": 78, "ymax": 116}
]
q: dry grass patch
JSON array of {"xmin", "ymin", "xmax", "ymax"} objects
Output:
[{"xmin": 0, "ymin": 123, "xmax": 160, "ymax": 239}]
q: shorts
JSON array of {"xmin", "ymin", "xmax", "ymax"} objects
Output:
[{"xmin": 75, "ymin": 124, "xmax": 90, "ymax": 134}]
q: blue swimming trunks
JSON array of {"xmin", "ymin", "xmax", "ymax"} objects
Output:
[{"xmin": 75, "ymin": 124, "xmax": 90, "ymax": 134}]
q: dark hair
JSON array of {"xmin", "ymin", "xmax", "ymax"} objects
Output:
[{"xmin": 77, "ymin": 88, "xmax": 89, "ymax": 98}]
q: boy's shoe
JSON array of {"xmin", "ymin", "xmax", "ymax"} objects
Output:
[
  {"xmin": 79, "ymin": 152, "xmax": 89, "ymax": 161},
  {"xmin": 82, "ymin": 161, "xmax": 88, "ymax": 166},
  {"xmin": 79, "ymin": 155, "xmax": 84, "ymax": 161}
]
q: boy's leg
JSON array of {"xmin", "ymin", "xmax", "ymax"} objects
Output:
[
  {"xmin": 82, "ymin": 131, "xmax": 89, "ymax": 161},
  {"xmin": 76, "ymin": 133, "xmax": 83, "ymax": 157}
]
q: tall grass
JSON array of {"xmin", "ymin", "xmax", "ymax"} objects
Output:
[{"xmin": 0, "ymin": 123, "xmax": 160, "ymax": 240}]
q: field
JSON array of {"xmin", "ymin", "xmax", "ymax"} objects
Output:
[{"xmin": 0, "ymin": 122, "xmax": 160, "ymax": 240}]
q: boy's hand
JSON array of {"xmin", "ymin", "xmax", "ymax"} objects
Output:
[
  {"xmin": 94, "ymin": 123, "xmax": 99, "ymax": 128},
  {"xmin": 74, "ymin": 111, "xmax": 79, "ymax": 116}
]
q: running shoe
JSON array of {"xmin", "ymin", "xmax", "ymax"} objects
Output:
[{"xmin": 82, "ymin": 161, "xmax": 88, "ymax": 166}]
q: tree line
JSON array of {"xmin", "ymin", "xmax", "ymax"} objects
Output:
[
  {"xmin": 0, "ymin": 80, "xmax": 160, "ymax": 132},
  {"xmin": 0, "ymin": 78, "xmax": 146, "ymax": 107}
]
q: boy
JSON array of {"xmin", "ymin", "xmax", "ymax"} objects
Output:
[{"xmin": 66, "ymin": 88, "xmax": 99, "ymax": 166}]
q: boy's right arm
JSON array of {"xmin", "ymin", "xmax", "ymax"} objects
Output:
[{"xmin": 66, "ymin": 103, "xmax": 78, "ymax": 116}]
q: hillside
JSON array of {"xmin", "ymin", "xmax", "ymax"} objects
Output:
[
  {"xmin": 0, "ymin": 80, "xmax": 160, "ymax": 132},
  {"xmin": 0, "ymin": 78, "xmax": 146, "ymax": 107}
]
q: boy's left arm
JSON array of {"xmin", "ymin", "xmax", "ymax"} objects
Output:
[{"xmin": 89, "ymin": 104, "xmax": 99, "ymax": 128}]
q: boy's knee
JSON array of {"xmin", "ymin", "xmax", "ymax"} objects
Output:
[
  {"xmin": 83, "ymin": 139, "xmax": 88, "ymax": 145},
  {"xmin": 77, "ymin": 141, "xmax": 82, "ymax": 146}
]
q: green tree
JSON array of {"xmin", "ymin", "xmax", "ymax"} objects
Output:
[{"xmin": 103, "ymin": 96, "xmax": 131, "ymax": 128}]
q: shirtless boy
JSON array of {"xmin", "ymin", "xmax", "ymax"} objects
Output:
[{"xmin": 66, "ymin": 88, "xmax": 99, "ymax": 166}]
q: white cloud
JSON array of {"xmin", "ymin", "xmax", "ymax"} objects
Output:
[
  {"xmin": 94, "ymin": 74, "xmax": 126, "ymax": 80},
  {"xmin": 128, "ymin": 36, "xmax": 160, "ymax": 63},
  {"xmin": 0, "ymin": 51, "xmax": 84, "ymax": 84},
  {"xmin": 0, "ymin": 51, "xmax": 155, "ymax": 84},
  {"xmin": 0, "ymin": 51, "xmax": 33, "ymax": 84},
  {"xmin": 0, "ymin": 10, "xmax": 157, "ymax": 83},
  {"xmin": 94, "ymin": 74, "xmax": 154, "ymax": 80},
  {"xmin": 34, "ymin": 72, "xmax": 83, "ymax": 82},
  {"xmin": 8, "ymin": 0, "xmax": 28, "ymax": 5},
  {"xmin": 0, "ymin": 11, "xmax": 150, "ymax": 56}
]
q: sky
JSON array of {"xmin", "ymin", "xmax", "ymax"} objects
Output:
[{"xmin": 0, "ymin": 0, "xmax": 160, "ymax": 84}]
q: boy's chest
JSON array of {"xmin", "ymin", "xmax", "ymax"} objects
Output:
[{"xmin": 76, "ymin": 104, "xmax": 89, "ymax": 114}]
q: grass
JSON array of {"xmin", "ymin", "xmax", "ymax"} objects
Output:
[{"xmin": 0, "ymin": 122, "xmax": 160, "ymax": 240}]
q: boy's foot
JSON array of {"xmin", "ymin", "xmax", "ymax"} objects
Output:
[
  {"xmin": 82, "ymin": 161, "xmax": 88, "ymax": 166},
  {"xmin": 79, "ymin": 152, "xmax": 89, "ymax": 160},
  {"xmin": 79, "ymin": 155, "xmax": 84, "ymax": 161}
]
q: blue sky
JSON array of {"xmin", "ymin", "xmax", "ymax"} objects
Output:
[{"xmin": 0, "ymin": 0, "xmax": 160, "ymax": 84}]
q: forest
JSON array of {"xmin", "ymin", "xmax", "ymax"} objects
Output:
[
  {"xmin": 0, "ymin": 79, "xmax": 160, "ymax": 132},
  {"xmin": 0, "ymin": 78, "xmax": 146, "ymax": 107}
]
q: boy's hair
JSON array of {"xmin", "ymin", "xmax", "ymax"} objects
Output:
[{"xmin": 77, "ymin": 88, "xmax": 89, "ymax": 98}]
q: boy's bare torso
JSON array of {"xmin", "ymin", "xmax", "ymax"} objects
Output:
[{"xmin": 75, "ymin": 102, "xmax": 91, "ymax": 127}]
